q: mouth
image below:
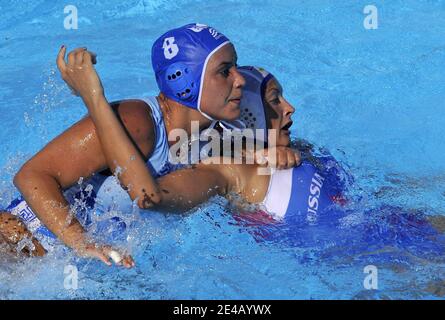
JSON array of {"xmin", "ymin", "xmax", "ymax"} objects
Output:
[
  {"xmin": 228, "ymin": 95, "xmax": 243, "ymax": 105},
  {"xmin": 281, "ymin": 121, "xmax": 293, "ymax": 132}
]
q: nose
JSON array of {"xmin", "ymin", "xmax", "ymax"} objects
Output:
[
  {"xmin": 232, "ymin": 67, "xmax": 246, "ymax": 89},
  {"xmin": 282, "ymin": 98, "xmax": 295, "ymax": 118}
]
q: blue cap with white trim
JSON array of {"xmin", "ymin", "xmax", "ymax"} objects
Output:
[{"xmin": 151, "ymin": 23, "xmax": 231, "ymax": 120}]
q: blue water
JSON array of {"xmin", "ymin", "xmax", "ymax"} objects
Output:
[{"xmin": 1, "ymin": 0, "xmax": 445, "ymax": 299}]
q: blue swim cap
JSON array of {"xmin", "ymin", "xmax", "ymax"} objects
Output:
[{"xmin": 151, "ymin": 23, "xmax": 231, "ymax": 119}]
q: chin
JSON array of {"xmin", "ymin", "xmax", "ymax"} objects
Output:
[
  {"xmin": 278, "ymin": 135, "xmax": 291, "ymax": 147},
  {"xmin": 222, "ymin": 106, "xmax": 241, "ymax": 121}
]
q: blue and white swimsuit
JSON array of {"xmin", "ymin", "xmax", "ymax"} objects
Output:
[
  {"xmin": 262, "ymin": 163, "xmax": 339, "ymax": 224},
  {"xmin": 3, "ymin": 96, "xmax": 175, "ymax": 240},
  {"xmin": 250, "ymin": 160, "xmax": 445, "ymax": 262}
]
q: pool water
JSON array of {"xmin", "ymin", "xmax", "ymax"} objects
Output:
[{"xmin": 0, "ymin": 0, "xmax": 444, "ymax": 299}]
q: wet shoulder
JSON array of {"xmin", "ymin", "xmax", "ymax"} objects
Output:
[{"xmin": 110, "ymin": 99, "xmax": 156, "ymax": 158}]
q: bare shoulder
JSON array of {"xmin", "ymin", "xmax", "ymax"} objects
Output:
[
  {"xmin": 15, "ymin": 98, "xmax": 159, "ymax": 189},
  {"xmin": 110, "ymin": 99, "xmax": 155, "ymax": 144}
]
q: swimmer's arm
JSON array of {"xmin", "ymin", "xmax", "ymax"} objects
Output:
[
  {"xmin": 261, "ymin": 146, "xmax": 301, "ymax": 170},
  {"xmin": 153, "ymin": 159, "xmax": 257, "ymax": 213},
  {"xmin": 82, "ymin": 96, "xmax": 161, "ymax": 208},
  {"xmin": 13, "ymin": 111, "xmax": 136, "ymax": 266},
  {"xmin": 153, "ymin": 163, "xmax": 230, "ymax": 213},
  {"xmin": 57, "ymin": 47, "xmax": 161, "ymax": 208},
  {"xmin": 154, "ymin": 157, "xmax": 268, "ymax": 213},
  {"xmin": 242, "ymin": 144, "xmax": 301, "ymax": 170},
  {"xmin": 13, "ymin": 169, "xmax": 88, "ymax": 249}
]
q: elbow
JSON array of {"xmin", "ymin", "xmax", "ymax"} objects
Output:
[
  {"xmin": 135, "ymin": 190, "xmax": 163, "ymax": 210},
  {"xmin": 13, "ymin": 163, "xmax": 35, "ymax": 191},
  {"xmin": 13, "ymin": 162, "xmax": 53, "ymax": 193}
]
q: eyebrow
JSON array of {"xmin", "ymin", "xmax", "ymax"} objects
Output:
[
  {"xmin": 216, "ymin": 61, "xmax": 235, "ymax": 71},
  {"xmin": 217, "ymin": 52, "xmax": 238, "ymax": 69},
  {"xmin": 267, "ymin": 88, "xmax": 280, "ymax": 97}
]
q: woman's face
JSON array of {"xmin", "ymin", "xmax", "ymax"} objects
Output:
[
  {"xmin": 264, "ymin": 78, "xmax": 295, "ymax": 147},
  {"xmin": 200, "ymin": 44, "xmax": 246, "ymax": 121}
]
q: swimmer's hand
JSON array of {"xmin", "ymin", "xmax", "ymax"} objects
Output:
[
  {"xmin": 75, "ymin": 243, "xmax": 135, "ymax": 269},
  {"xmin": 56, "ymin": 46, "xmax": 104, "ymax": 105},
  {"xmin": 254, "ymin": 146, "xmax": 301, "ymax": 170}
]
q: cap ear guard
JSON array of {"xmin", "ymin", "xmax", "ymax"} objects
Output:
[
  {"xmin": 239, "ymin": 99, "xmax": 267, "ymax": 130},
  {"xmin": 164, "ymin": 63, "xmax": 198, "ymax": 102},
  {"xmin": 235, "ymin": 66, "xmax": 272, "ymax": 142}
]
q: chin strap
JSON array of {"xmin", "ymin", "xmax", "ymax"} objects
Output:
[
  {"xmin": 198, "ymin": 110, "xmax": 215, "ymax": 122},
  {"xmin": 217, "ymin": 119, "xmax": 247, "ymax": 131},
  {"xmin": 200, "ymin": 110, "xmax": 247, "ymax": 131}
]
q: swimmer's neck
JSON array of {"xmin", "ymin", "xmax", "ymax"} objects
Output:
[{"xmin": 157, "ymin": 94, "xmax": 212, "ymax": 146}]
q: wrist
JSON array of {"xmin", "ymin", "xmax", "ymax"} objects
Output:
[
  {"xmin": 63, "ymin": 226, "xmax": 89, "ymax": 253},
  {"xmin": 72, "ymin": 240, "xmax": 95, "ymax": 256},
  {"xmin": 82, "ymin": 89, "xmax": 106, "ymax": 109}
]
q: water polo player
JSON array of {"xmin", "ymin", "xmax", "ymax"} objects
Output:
[
  {"xmin": 147, "ymin": 67, "xmax": 445, "ymax": 263},
  {"xmin": 0, "ymin": 25, "xmax": 300, "ymax": 267}
]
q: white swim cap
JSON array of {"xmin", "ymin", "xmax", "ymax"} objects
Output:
[{"xmin": 219, "ymin": 66, "xmax": 274, "ymax": 142}]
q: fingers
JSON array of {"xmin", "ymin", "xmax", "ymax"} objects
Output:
[
  {"xmin": 75, "ymin": 49, "xmax": 86, "ymax": 65},
  {"xmin": 79, "ymin": 244, "xmax": 111, "ymax": 266},
  {"xmin": 294, "ymin": 149, "xmax": 302, "ymax": 166},
  {"xmin": 82, "ymin": 50, "xmax": 97, "ymax": 67},
  {"xmin": 254, "ymin": 149, "xmax": 268, "ymax": 167},
  {"xmin": 102, "ymin": 247, "xmax": 135, "ymax": 268},
  {"xmin": 122, "ymin": 255, "xmax": 135, "ymax": 269},
  {"xmin": 87, "ymin": 51, "xmax": 97, "ymax": 65},
  {"xmin": 68, "ymin": 47, "xmax": 87, "ymax": 67},
  {"xmin": 84, "ymin": 246, "xmax": 112, "ymax": 266},
  {"xmin": 277, "ymin": 149, "xmax": 287, "ymax": 169},
  {"xmin": 280, "ymin": 147, "xmax": 303, "ymax": 169},
  {"xmin": 31, "ymin": 238, "xmax": 47, "ymax": 257},
  {"xmin": 67, "ymin": 47, "xmax": 87, "ymax": 67},
  {"xmin": 56, "ymin": 45, "xmax": 67, "ymax": 73},
  {"xmin": 285, "ymin": 149, "xmax": 302, "ymax": 168},
  {"xmin": 58, "ymin": 46, "xmax": 96, "ymax": 70},
  {"xmin": 254, "ymin": 147, "xmax": 301, "ymax": 169},
  {"xmin": 113, "ymin": 255, "xmax": 134, "ymax": 269},
  {"xmin": 266, "ymin": 147, "xmax": 285, "ymax": 169},
  {"xmin": 97, "ymin": 252, "xmax": 113, "ymax": 266},
  {"xmin": 286, "ymin": 150, "xmax": 296, "ymax": 168}
]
